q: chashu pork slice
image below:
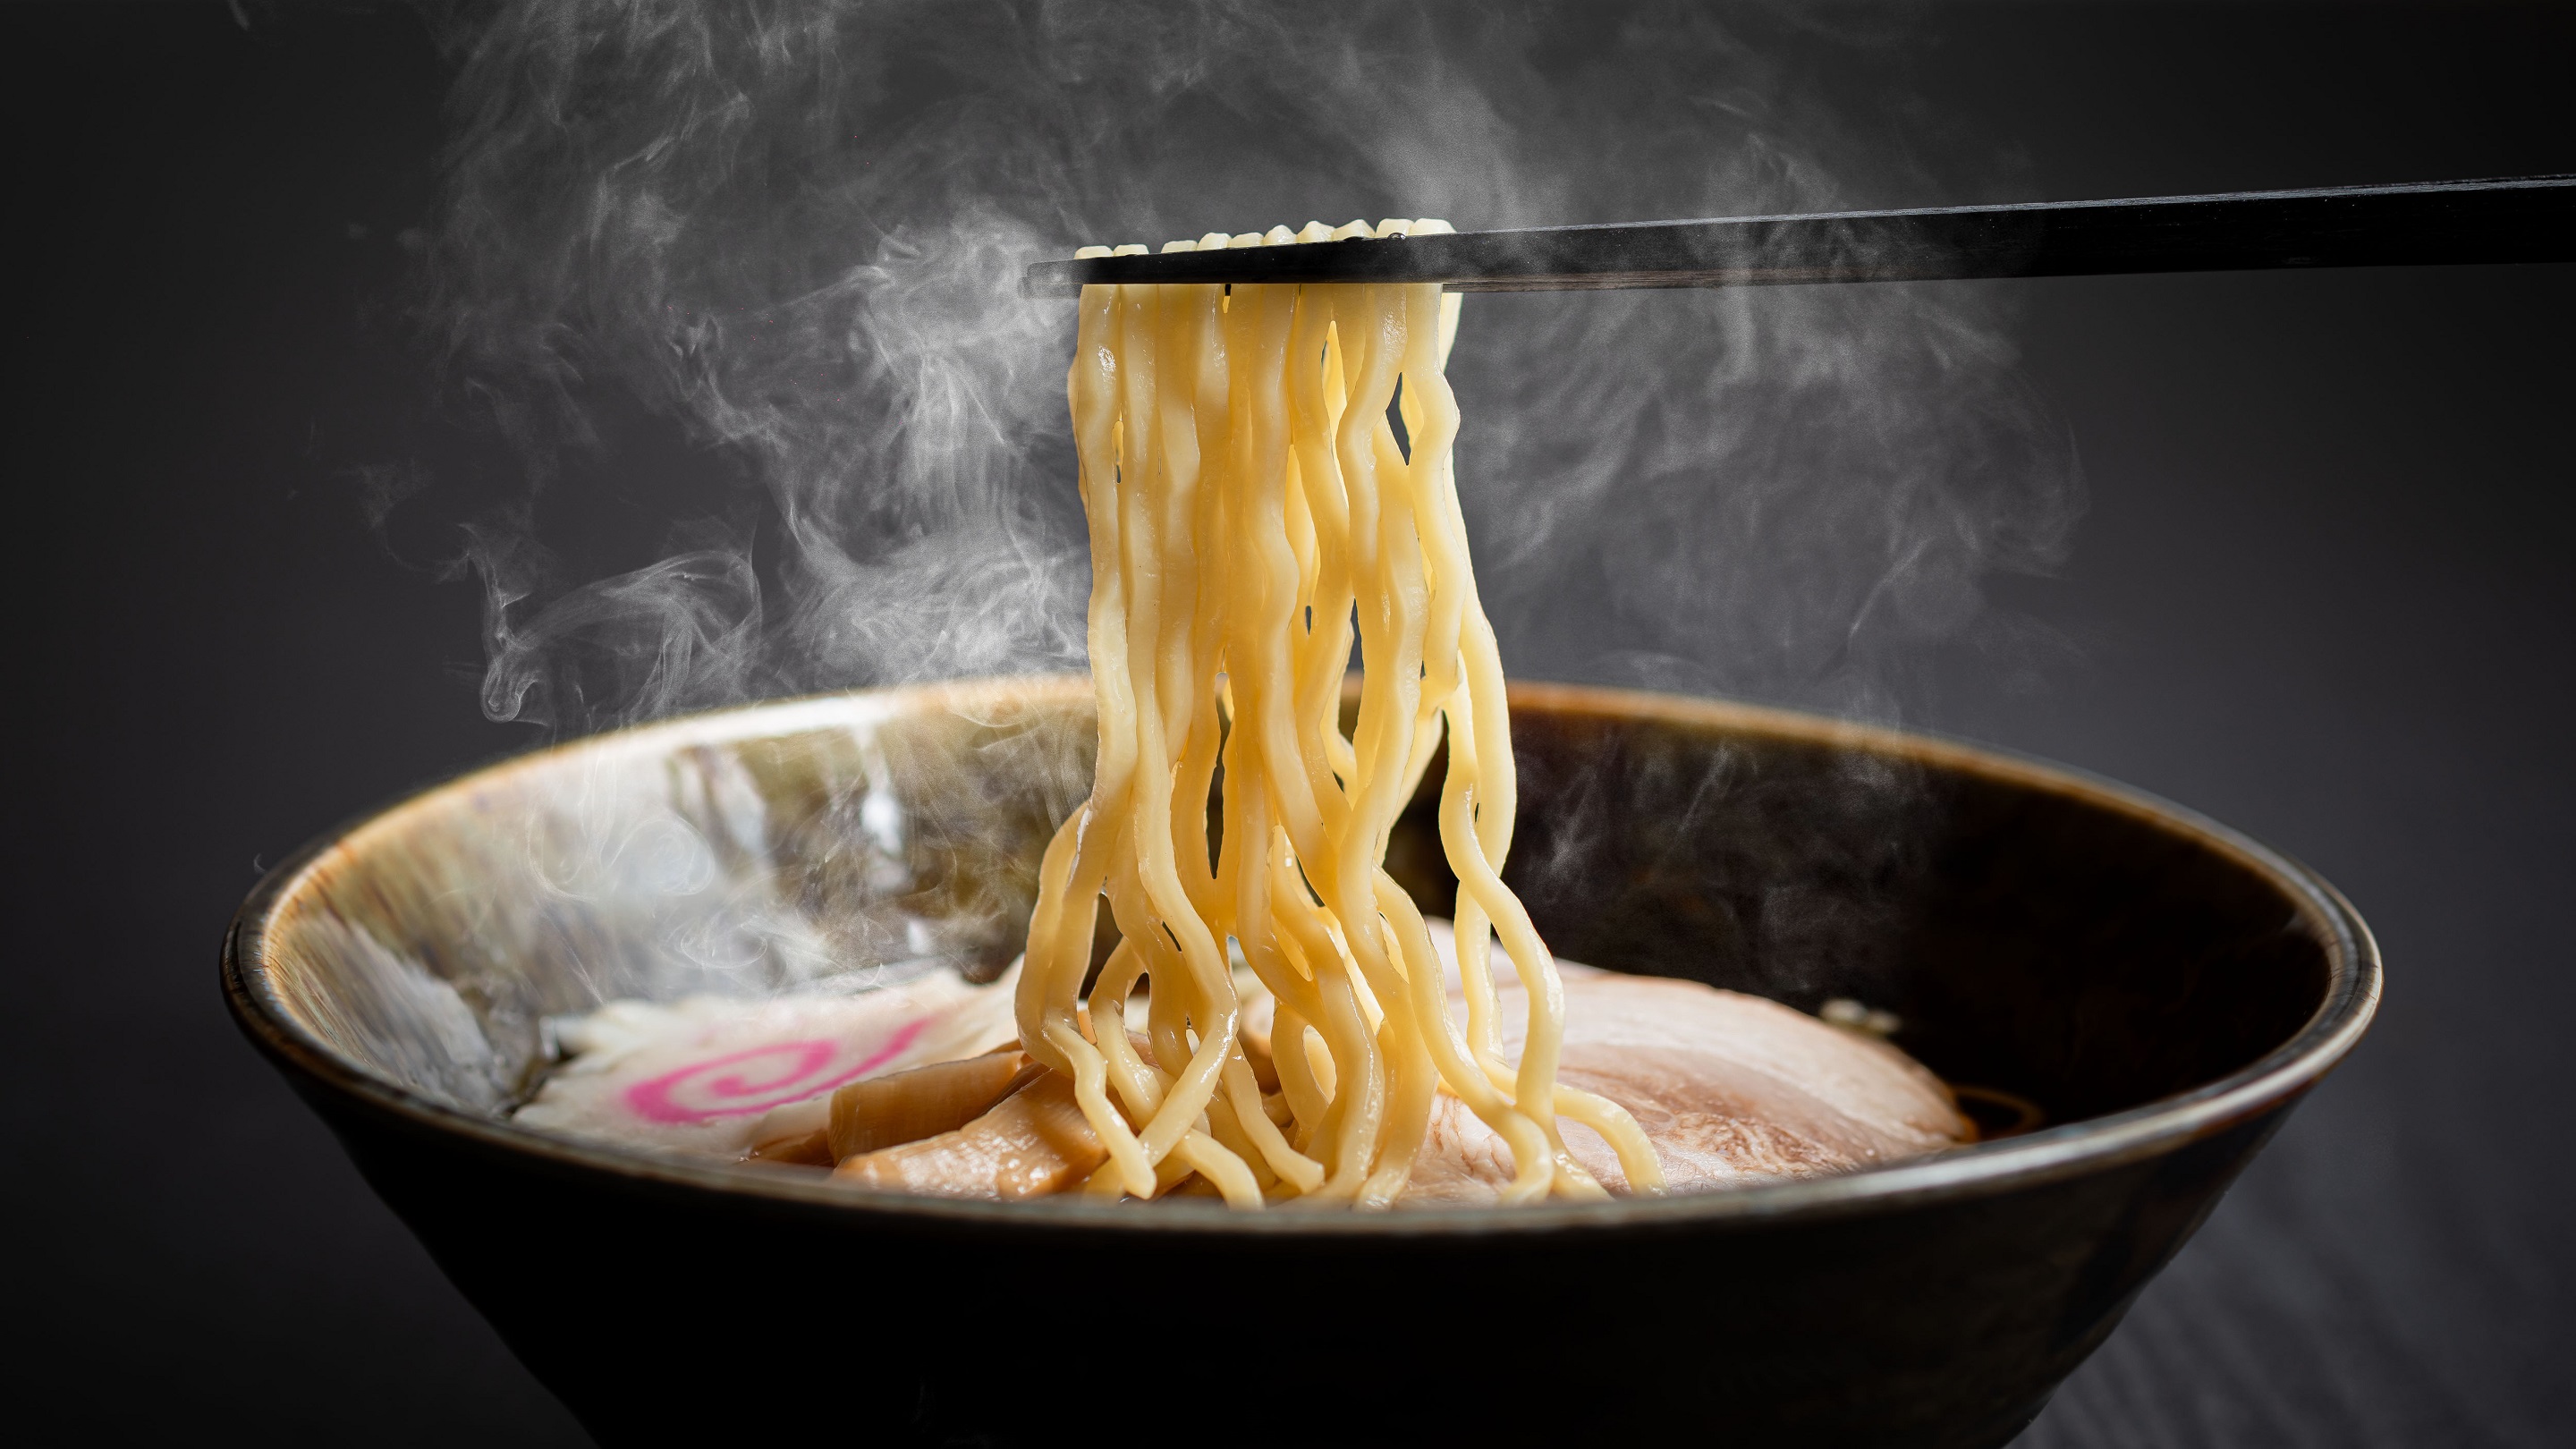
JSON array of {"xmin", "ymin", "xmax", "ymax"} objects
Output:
[{"xmin": 1401, "ymin": 923, "xmax": 1971, "ymax": 1207}]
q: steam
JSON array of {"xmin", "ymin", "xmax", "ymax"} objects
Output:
[{"xmin": 412, "ymin": 0, "xmax": 2080, "ymax": 737}]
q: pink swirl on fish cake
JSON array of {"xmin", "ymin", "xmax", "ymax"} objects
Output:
[{"xmin": 623, "ymin": 1017, "xmax": 930, "ymax": 1123}]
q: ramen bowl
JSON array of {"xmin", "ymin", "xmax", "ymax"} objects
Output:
[{"xmin": 223, "ymin": 678, "xmax": 2376, "ymax": 1448}]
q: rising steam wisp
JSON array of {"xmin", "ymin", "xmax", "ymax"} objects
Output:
[{"xmin": 405, "ymin": 0, "xmax": 2080, "ymax": 739}]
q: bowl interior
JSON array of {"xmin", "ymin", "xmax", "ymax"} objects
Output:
[{"xmin": 243, "ymin": 678, "xmax": 2347, "ymax": 1151}]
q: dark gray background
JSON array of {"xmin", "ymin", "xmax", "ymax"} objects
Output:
[{"xmin": 4, "ymin": 2, "xmax": 2568, "ymax": 1443}]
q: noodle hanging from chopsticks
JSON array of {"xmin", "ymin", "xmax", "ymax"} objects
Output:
[{"xmin": 1015, "ymin": 219, "xmax": 1663, "ymax": 1208}]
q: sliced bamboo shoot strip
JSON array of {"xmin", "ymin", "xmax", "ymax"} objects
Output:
[
  {"xmin": 828, "ymin": 1049, "xmax": 1039, "ymax": 1162},
  {"xmin": 832, "ymin": 1070, "xmax": 1106, "ymax": 1199},
  {"xmin": 744, "ymin": 1129, "xmax": 835, "ymax": 1167}
]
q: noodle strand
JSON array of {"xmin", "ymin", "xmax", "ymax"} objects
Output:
[{"xmin": 1016, "ymin": 221, "xmax": 1662, "ymax": 1207}]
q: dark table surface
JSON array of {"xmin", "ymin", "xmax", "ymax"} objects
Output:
[{"xmin": 5, "ymin": 3, "xmax": 2568, "ymax": 1444}]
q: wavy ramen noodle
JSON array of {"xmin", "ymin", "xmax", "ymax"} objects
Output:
[{"xmin": 1015, "ymin": 220, "xmax": 1663, "ymax": 1208}]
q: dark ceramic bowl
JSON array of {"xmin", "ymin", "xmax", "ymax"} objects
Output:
[{"xmin": 224, "ymin": 678, "xmax": 2377, "ymax": 1448}]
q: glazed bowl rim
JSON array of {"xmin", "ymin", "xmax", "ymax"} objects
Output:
[{"xmin": 224, "ymin": 674, "xmax": 2380, "ymax": 1239}]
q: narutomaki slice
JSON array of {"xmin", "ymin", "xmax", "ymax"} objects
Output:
[{"xmin": 512, "ymin": 967, "xmax": 1020, "ymax": 1160}]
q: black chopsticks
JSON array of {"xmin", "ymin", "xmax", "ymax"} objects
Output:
[{"xmin": 1021, "ymin": 175, "xmax": 2576, "ymax": 297}]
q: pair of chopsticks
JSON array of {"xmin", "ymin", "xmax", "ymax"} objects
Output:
[{"xmin": 1022, "ymin": 175, "xmax": 2575, "ymax": 297}]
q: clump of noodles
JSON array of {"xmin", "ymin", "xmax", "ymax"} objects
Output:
[{"xmin": 1015, "ymin": 220, "xmax": 1665, "ymax": 1208}]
